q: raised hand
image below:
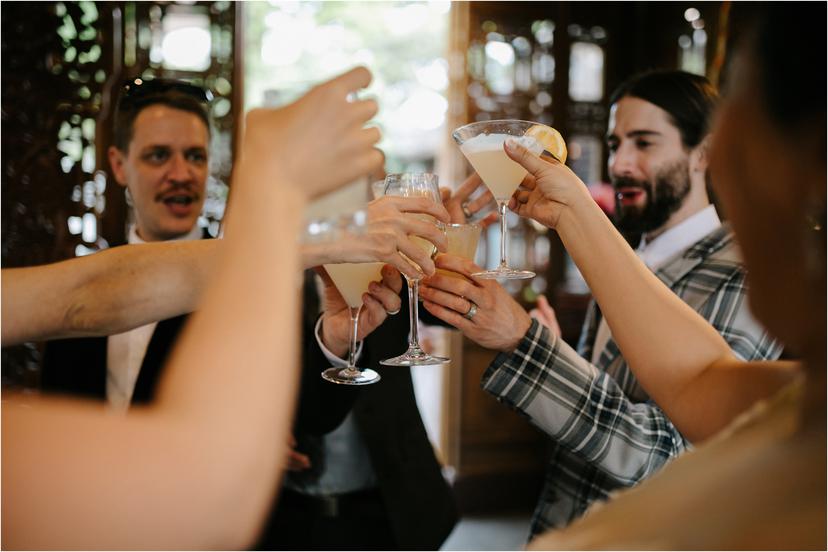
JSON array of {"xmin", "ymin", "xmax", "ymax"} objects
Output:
[
  {"xmin": 419, "ymin": 254, "xmax": 532, "ymax": 352},
  {"xmin": 242, "ymin": 66, "xmax": 384, "ymax": 200},
  {"xmin": 304, "ymin": 195, "xmax": 450, "ymax": 279},
  {"xmin": 439, "ymin": 173, "xmax": 499, "ymax": 227},
  {"xmin": 319, "ymin": 264, "xmax": 403, "ymax": 357},
  {"xmin": 504, "ymin": 138, "xmax": 590, "ymax": 230}
]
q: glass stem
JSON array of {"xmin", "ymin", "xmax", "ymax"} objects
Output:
[
  {"xmin": 406, "ymin": 277, "xmax": 421, "ymax": 350},
  {"xmin": 499, "ymin": 201, "xmax": 508, "ymax": 268},
  {"xmin": 348, "ymin": 305, "xmax": 361, "ymax": 369}
]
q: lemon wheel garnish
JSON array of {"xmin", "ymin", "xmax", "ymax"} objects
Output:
[{"xmin": 525, "ymin": 124, "xmax": 567, "ymax": 163}]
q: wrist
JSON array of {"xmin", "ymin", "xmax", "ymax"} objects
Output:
[
  {"xmin": 320, "ymin": 314, "xmax": 349, "ymax": 358},
  {"xmin": 556, "ymin": 188, "xmax": 599, "ymax": 243},
  {"xmin": 500, "ymin": 311, "xmax": 533, "ymax": 352}
]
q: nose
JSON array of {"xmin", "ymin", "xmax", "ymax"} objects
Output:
[
  {"xmin": 167, "ymin": 153, "xmax": 192, "ymax": 183},
  {"xmin": 609, "ymin": 143, "xmax": 636, "ymax": 180}
]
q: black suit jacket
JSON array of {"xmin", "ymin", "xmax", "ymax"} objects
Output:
[
  {"xmin": 280, "ymin": 273, "xmax": 458, "ymax": 550},
  {"xmin": 41, "ymin": 315, "xmax": 188, "ymax": 402},
  {"xmin": 41, "ymin": 268, "xmax": 354, "ymax": 433}
]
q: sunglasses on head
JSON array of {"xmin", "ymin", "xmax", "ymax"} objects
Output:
[{"xmin": 118, "ymin": 78, "xmax": 213, "ymax": 110}]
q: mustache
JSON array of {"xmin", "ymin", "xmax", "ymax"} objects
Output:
[
  {"xmin": 611, "ymin": 177, "xmax": 648, "ymax": 191},
  {"xmin": 154, "ymin": 182, "xmax": 201, "ymax": 201}
]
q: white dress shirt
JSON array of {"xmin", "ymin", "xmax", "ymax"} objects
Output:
[
  {"xmin": 590, "ymin": 205, "xmax": 721, "ymax": 364},
  {"xmin": 106, "ymin": 224, "xmax": 204, "ymax": 411}
]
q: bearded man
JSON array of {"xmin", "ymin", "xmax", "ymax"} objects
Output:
[{"xmin": 417, "ymin": 70, "xmax": 783, "ymax": 540}]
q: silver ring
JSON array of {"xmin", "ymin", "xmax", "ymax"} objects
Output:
[
  {"xmin": 386, "ymin": 308, "xmax": 401, "ymax": 316},
  {"xmin": 461, "ymin": 202, "xmax": 473, "ymax": 219},
  {"xmin": 463, "ymin": 302, "xmax": 478, "ymax": 321}
]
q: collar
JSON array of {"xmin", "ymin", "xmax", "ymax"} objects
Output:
[
  {"xmin": 636, "ymin": 205, "xmax": 721, "ymax": 271},
  {"xmin": 128, "ymin": 224, "xmax": 204, "ymax": 245}
]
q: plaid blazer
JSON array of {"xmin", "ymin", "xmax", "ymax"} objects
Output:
[{"xmin": 481, "ymin": 225, "xmax": 783, "ymax": 538}]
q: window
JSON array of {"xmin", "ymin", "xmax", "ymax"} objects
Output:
[{"xmin": 244, "ymin": 1, "xmax": 451, "ymax": 173}]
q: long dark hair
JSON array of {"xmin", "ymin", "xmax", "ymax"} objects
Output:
[{"xmin": 609, "ymin": 70, "xmax": 719, "ymax": 150}]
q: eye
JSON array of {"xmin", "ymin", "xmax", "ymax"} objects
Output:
[
  {"xmin": 607, "ymin": 142, "xmax": 618, "ymax": 154},
  {"xmin": 186, "ymin": 150, "xmax": 208, "ymax": 164},
  {"xmin": 143, "ymin": 148, "xmax": 170, "ymax": 164},
  {"xmin": 635, "ymin": 140, "xmax": 652, "ymax": 150}
]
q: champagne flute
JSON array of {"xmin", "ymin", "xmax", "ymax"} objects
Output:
[{"xmin": 379, "ymin": 173, "xmax": 449, "ymax": 366}]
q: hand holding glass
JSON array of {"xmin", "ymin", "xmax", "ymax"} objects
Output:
[
  {"xmin": 452, "ymin": 119, "xmax": 566, "ymax": 280},
  {"xmin": 307, "ymin": 211, "xmax": 383, "ymax": 385},
  {"xmin": 379, "ymin": 173, "xmax": 450, "ymax": 366}
]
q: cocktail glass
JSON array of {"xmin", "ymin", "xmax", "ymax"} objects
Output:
[
  {"xmin": 452, "ymin": 119, "xmax": 560, "ymax": 280},
  {"xmin": 307, "ymin": 211, "xmax": 383, "ymax": 385},
  {"xmin": 321, "ymin": 260, "xmax": 385, "ymax": 385}
]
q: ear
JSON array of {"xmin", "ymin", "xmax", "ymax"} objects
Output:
[
  {"xmin": 690, "ymin": 134, "xmax": 712, "ymax": 174},
  {"xmin": 107, "ymin": 145, "xmax": 128, "ymax": 187}
]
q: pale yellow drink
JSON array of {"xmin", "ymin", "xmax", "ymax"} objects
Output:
[
  {"xmin": 459, "ymin": 133, "xmax": 543, "ymax": 200},
  {"xmin": 323, "ymin": 262, "xmax": 384, "ymax": 308},
  {"xmin": 401, "ymin": 214, "xmax": 441, "ymax": 275},
  {"xmin": 437, "ymin": 223, "xmax": 481, "ymax": 280}
]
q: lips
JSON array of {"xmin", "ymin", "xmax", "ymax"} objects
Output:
[
  {"xmin": 159, "ymin": 192, "xmax": 199, "ymax": 217},
  {"xmin": 615, "ymin": 187, "xmax": 646, "ymax": 207}
]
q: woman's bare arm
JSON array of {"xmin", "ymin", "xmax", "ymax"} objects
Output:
[
  {"xmin": 2, "ymin": 240, "xmax": 220, "ymax": 346},
  {"xmin": 1, "ymin": 66, "xmax": 382, "ymax": 550},
  {"xmin": 506, "ymin": 140, "xmax": 798, "ymax": 442}
]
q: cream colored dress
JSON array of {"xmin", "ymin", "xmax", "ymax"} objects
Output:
[{"xmin": 528, "ymin": 380, "xmax": 826, "ymax": 550}]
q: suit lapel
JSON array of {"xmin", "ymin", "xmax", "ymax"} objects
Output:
[{"xmin": 131, "ymin": 315, "xmax": 189, "ymax": 403}]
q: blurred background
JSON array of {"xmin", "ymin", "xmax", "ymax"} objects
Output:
[{"xmin": 0, "ymin": 1, "xmax": 761, "ymax": 547}]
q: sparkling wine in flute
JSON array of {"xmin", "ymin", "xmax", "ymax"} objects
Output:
[
  {"xmin": 379, "ymin": 172, "xmax": 449, "ymax": 367},
  {"xmin": 401, "ymin": 214, "xmax": 440, "ymax": 272}
]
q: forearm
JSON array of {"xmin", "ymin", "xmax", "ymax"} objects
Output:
[
  {"xmin": 1, "ymin": 241, "xmax": 219, "ymax": 346},
  {"xmin": 484, "ymin": 320, "xmax": 688, "ymax": 479},
  {"xmin": 555, "ymin": 195, "xmax": 736, "ymax": 434},
  {"xmin": 302, "ymin": 242, "xmax": 339, "ymax": 268},
  {"xmin": 152, "ymin": 162, "xmax": 305, "ymax": 540},
  {"xmin": 3, "ymin": 168, "xmax": 305, "ymax": 550}
]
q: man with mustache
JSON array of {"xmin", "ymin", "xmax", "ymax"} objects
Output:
[
  {"xmin": 419, "ymin": 69, "xmax": 782, "ymax": 538},
  {"xmin": 41, "ymin": 79, "xmax": 215, "ymax": 406}
]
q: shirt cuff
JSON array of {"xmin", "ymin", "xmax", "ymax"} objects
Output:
[
  {"xmin": 314, "ymin": 315, "xmax": 364, "ymax": 368},
  {"xmin": 482, "ymin": 318, "xmax": 553, "ymax": 387}
]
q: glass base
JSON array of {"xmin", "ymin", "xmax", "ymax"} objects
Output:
[
  {"xmin": 380, "ymin": 348, "xmax": 450, "ymax": 367},
  {"xmin": 472, "ymin": 267, "xmax": 536, "ymax": 280},
  {"xmin": 321, "ymin": 366, "xmax": 381, "ymax": 386}
]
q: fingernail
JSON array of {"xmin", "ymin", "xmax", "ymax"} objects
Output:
[{"xmin": 505, "ymin": 137, "xmax": 519, "ymax": 151}]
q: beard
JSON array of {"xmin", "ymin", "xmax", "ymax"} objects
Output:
[{"xmin": 612, "ymin": 158, "xmax": 692, "ymax": 238}]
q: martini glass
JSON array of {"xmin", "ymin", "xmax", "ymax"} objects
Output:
[
  {"xmin": 452, "ymin": 119, "xmax": 550, "ymax": 280},
  {"xmin": 307, "ymin": 211, "xmax": 384, "ymax": 385},
  {"xmin": 379, "ymin": 173, "xmax": 449, "ymax": 367}
]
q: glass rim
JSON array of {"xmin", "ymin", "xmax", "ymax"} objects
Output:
[
  {"xmin": 453, "ymin": 118, "xmax": 543, "ymax": 132},
  {"xmin": 445, "ymin": 221, "xmax": 481, "ymax": 229},
  {"xmin": 383, "ymin": 172, "xmax": 438, "ymax": 180}
]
